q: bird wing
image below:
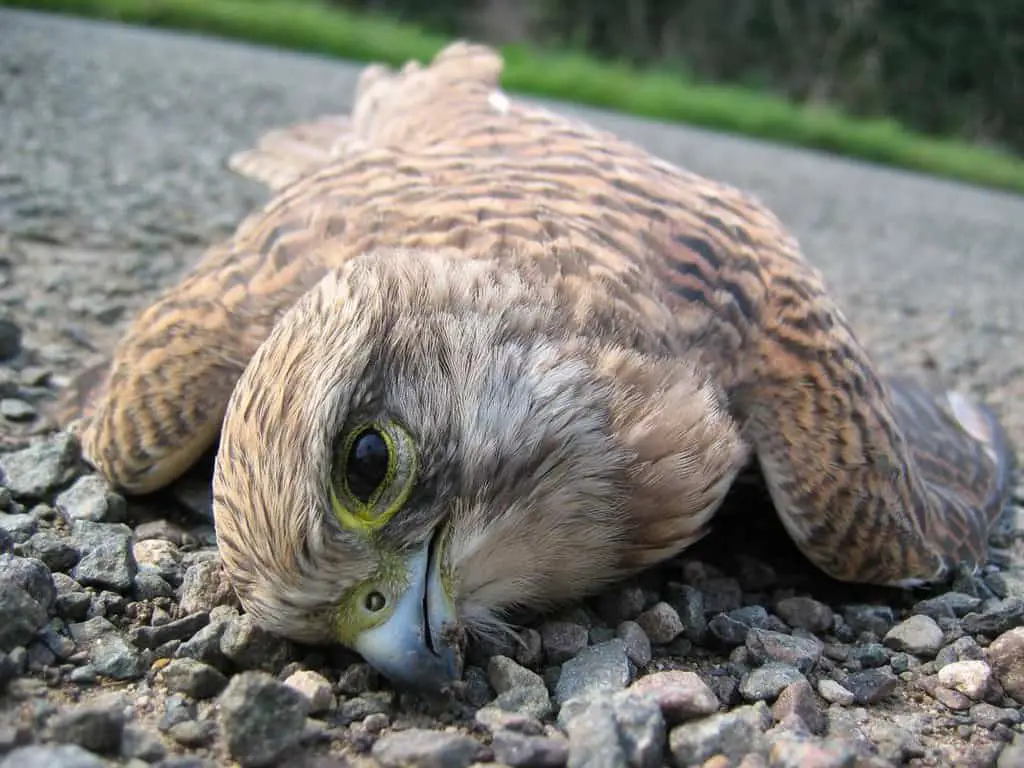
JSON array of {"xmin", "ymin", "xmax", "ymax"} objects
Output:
[{"xmin": 60, "ymin": 43, "xmax": 1015, "ymax": 587}]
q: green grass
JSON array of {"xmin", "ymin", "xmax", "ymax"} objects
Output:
[{"xmin": 7, "ymin": 0, "xmax": 1024, "ymax": 194}]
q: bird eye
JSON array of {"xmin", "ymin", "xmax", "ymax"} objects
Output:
[
  {"xmin": 364, "ymin": 591, "xmax": 387, "ymax": 612},
  {"xmin": 346, "ymin": 427, "xmax": 390, "ymax": 504},
  {"xmin": 329, "ymin": 420, "xmax": 418, "ymax": 531}
]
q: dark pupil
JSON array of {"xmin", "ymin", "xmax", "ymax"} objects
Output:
[{"xmin": 346, "ymin": 428, "xmax": 390, "ymax": 503}]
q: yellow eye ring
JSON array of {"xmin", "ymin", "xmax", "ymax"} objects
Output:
[{"xmin": 330, "ymin": 420, "xmax": 417, "ymax": 533}]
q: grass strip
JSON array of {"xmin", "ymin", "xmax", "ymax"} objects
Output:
[{"xmin": 5, "ymin": 0, "xmax": 1024, "ymax": 195}]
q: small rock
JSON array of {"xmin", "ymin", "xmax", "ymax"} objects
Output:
[
  {"xmin": 168, "ymin": 720, "xmax": 216, "ymax": 748},
  {"xmin": 487, "ymin": 656, "xmax": 552, "ymax": 720},
  {"xmin": 970, "ymin": 702, "xmax": 1021, "ymax": 729},
  {"xmin": 635, "ymin": 602, "xmax": 684, "ymax": 644},
  {"xmin": 120, "ymin": 724, "xmax": 168, "ymax": 762},
  {"xmin": 220, "ymin": 614, "xmax": 293, "ymax": 673},
  {"xmin": 0, "ymin": 512, "xmax": 37, "ymax": 543},
  {"xmin": 558, "ymin": 691, "xmax": 664, "ymax": 768},
  {"xmin": 218, "ymin": 671, "xmax": 309, "ymax": 768},
  {"xmin": 132, "ymin": 612, "xmax": 209, "ymax": 650},
  {"xmin": 55, "ymin": 475, "xmax": 126, "ymax": 523},
  {"xmin": 962, "ymin": 597, "xmax": 1024, "ymax": 636},
  {"xmin": 474, "ymin": 707, "xmax": 544, "ymax": 736},
  {"xmin": 0, "ymin": 318, "xmax": 22, "ymax": 361},
  {"xmin": 999, "ymin": 733, "xmax": 1024, "ymax": 768},
  {"xmin": 175, "ymin": 617, "xmax": 230, "ymax": 670},
  {"xmin": 284, "ymin": 669, "xmax": 334, "ymax": 713},
  {"xmin": 707, "ymin": 613, "xmax": 753, "ymax": 646},
  {"xmin": 817, "ymin": 679, "xmax": 855, "ymax": 706},
  {"xmin": 491, "ymin": 730, "xmax": 568, "ymax": 768},
  {"xmin": 936, "ymin": 659, "xmax": 992, "ymax": 700},
  {"xmin": 665, "ymin": 583, "xmax": 706, "ymax": 643},
  {"xmin": 1, "ymin": 399, "xmax": 35, "ymax": 422},
  {"xmin": 841, "ymin": 667, "xmax": 899, "ymax": 705},
  {"xmin": 616, "ymin": 621, "xmax": 652, "ymax": 669},
  {"xmin": 848, "ymin": 642, "xmax": 889, "ymax": 669},
  {"xmin": 883, "ymin": 614, "xmax": 944, "ymax": 657},
  {"xmin": 0, "ymin": 744, "xmax": 104, "ymax": 768},
  {"xmin": 18, "ymin": 531, "xmax": 79, "ymax": 572},
  {"xmin": 0, "ymin": 553, "xmax": 55, "ymax": 609},
  {"xmin": 69, "ymin": 617, "xmax": 143, "ymax": 680},
  {"xmin": 628, "ymin": 670, "xmax": 719, "ymax": 724},
  {"xmin": 745, "ymin": 628, "xmax": 822, "ymax": 673},
  {"xmin": 45, "ymin": 696, "xmax": 125, "ymax": 754},
  {"xmin": 161, "ymin": 658, "xmax": 228, "ymax": 699},
  {"xmin": 842, "ymin": 604, "xmax": 894, "ymax": 636},
  {"xmin": 774, "ymin": 597, "xmax": 834, "ymax": 633},
  {"xmin": 739, "ymin": 663, "xmax": 806, "ymax": 702},
  {"xmin": 540, "ymin": 621, "xmax": 589, "ymax": 665},
  {"xmin": 132, "ymin": 539, "xmax": 182, "ymax": 586},
  {"xmin": 768, "ymin": 733, "xmax": 862, "ymax": 768},
  {"xmin": 772, "ymin": 680, "xmax": 826, "ymax": 735},
  {"xmin": 699, "ymin": 577, "xmax": 743, "ymax": 614},
  {"xmin": 372, "ymin": 729, "xmax": 480, "ymax": 768},
  {"xmin": 987, "ymin": 627, "xmax": 1024, "ymax": 704},
  {"xmin": 0, "ymin": 433, "xmax": 77, "ymax": 499},
  {"xmin": 179, "ymin": 559, "xmax": 238, "ymax": 614},
  {"xmin": 69, "ymin": 520, "xmax": 136, "ymax": 593},
  {"xmin": 596, "ymin": 585, "xmax": 647, "ymax": 624},
  {"xmin": 668, "ymin": 702, "xmax": 771, "ymax": 765},
  {"xmin": 555, "ymin": 639, "xmax": 632, "ymax": 706},
  {"xmin": 913, "ymin": 592, "xmax": 983, "ymax": 620}
]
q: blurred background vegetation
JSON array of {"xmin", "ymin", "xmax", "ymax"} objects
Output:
[
  {"xmin": 339, "ymin": 0, "xmax": 1022, "ymax": 158},
  {"xmin": 7, "ymin": 0, "xmax": 1024, "ymax": 191}
]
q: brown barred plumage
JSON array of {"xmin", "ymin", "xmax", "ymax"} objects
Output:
[{"xmin": 56, "ymin": 42, "xmax": 1014, "ymax": 678}]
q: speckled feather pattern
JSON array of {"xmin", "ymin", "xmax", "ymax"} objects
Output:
[{"xmin": 57, "ymin": 43, "xmax": 1014, "ymax": 643}]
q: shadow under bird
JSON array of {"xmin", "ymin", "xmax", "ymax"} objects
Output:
[{"xmin": 55, "ymin": 42, "xmax": 1017, "ymax": 690}]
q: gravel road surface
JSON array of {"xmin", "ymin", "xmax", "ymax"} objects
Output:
[{"xmin": 0, "ymin": 9, "xmax": 1021, "ymax": 768}]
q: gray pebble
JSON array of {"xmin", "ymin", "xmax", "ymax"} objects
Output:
[
  {"xmin": 0, "ymin": 318, "xmax": 23, "ymax": 361},
  {"xmin": 558, "ymin": 691, "xmax": 664, "ymax": 768},
  {"xmin": 840, "ymin": 667, "xmax": 899, "ymax": 705},
  {"xmin": 372, "ymin": 728, "xmax": 481, "ymax": 768},
  {"xmin": 178, "ymin": 558, "xmax": 238, "ymax": 615},
  {"xmin": 698, "ymin": 577, "xmax": 743, "ymax": 614},
  {"xmin": 45, "ymin": 695, "xmax": 126, "ymax": 754},
  {"xmin": 474, "ymin": 707, "xmax": 544, "ymax": 735},
  {"xmin": 0, "ymin": 558, "xmax": 52, "ymax": 651},
  {"xmin": 132, "ymin": 539, "xmax": 183, "ymax": 587},
  {"xmin": 69, "ymin": 520, "xmax": 136, "ymax": 593},
  {"xmin": 168, "ymin": 720, "xmax": 216, "ymax": 748},
  {"xmin": 962, "ymin": 597, "xmax": 1024, "ymax": 636},
  {"xmin": 739, "ymin": 662, "xmax": 806, "ymax": 702},
  {"xmin": 0, "ymin": 552, "xmax": 55, "ymax": 609},
  {"xmin": 883, "ymin": 614, "xmax": 944, "ymax": 657},
  {"xmin": 0, "ymin": 744, "xmax": 104, "ymax": 768},
  {"xmin": 0, "ymin": 512, "xmax": 36, "ymax": 544},
  {"xmin": 970, "ymin": 702, "xmax": 1021, "ymax": 729},
  {"xmin": 18, "ymin": 531, "xmax": 80, "ymax": 572},
  {"xmin": 665, "ymin": 583, "xmax": 706, "ymax": 643},
  {"xmin": 337, "ymin": 692, "xmax": 392, "ymax": 724},
  {"xmin": 848, "ymin": 642, "xmax": 889, "ymax": 669},
  {"xmin": 745, "ymin": 628, "xmax": 822, "ymax": 673},
  {"xmin": 218, "ymin": 671, "xmax": 309, "ymax": 768},
  {"xmin": 616, "ymin": 621, "xmax": 652, "ymax": 669},
  {"xmin": 707, "ymin": 613, "xmax": 751, "ymax": 646},
  {"xmin": 491, "ymin": 730, "xmax": 569, "ymax": 768},
  {"xmin": 668, "ymin": 701, "xmax": 770, "ymax": 765},
  {"xmin": 767, "ymin": 732, "xmax": 863, "ymax": 768},
  {"xmin": 596, "ymin": 585, "xmax": 646, "ymax": 624},
  {"xmin": 69, "ymin": 617, "xmax": 143, "ymax": 680},
  {"xmin": 817, "ymin": 678, "xmax": 856, "ymax": 706},
  {"xmin": 68, "ymin": 665, "xmax": 96, "ymax": 684},
  {"xmin": 540, "ymin": 621, "xmax": 589, "ymax": 665},
  {"xmin": 1, "ymin": 398, "xmax": 36, "ymax": 422},
  {"xmin": 999, "ymin": 733, "xmax": 1024, "ymax": 768},
  {"xmin": 627, "ymin": 670, "xmax": 719, "ymax": 724},
  {"xmin": 55, "ymin": 474, "xmax": 126, "ymax": 523},
  {"xmin": 635, "ymin": 602, "xmax": 684, "ymax": 645},
  {"xmin": 487, "ymin": 655, "xmax": 552, "ymax": 720},
  {"xmin": 134, "ymin": 566, "xmax": 175, "ymax": 600},
  {"xmin": 159, "ymin": 694, "xmax": 197, "ymax": 732},
  {"xmin": 771, "ymin": 679, "xmax": 827, "ymax": 735},
  {"xmin": 174, "ymin": 616, "xmax": 231, "ymax": 671},
  {"xmin": 0, "ymin": 433, "xmax": 77, "ymax": 499},
  {"xmin": 120, "ymin": 724, "xmax": 167, "ymax": 762},
  {"xmin": 774, "ymin": 596, "xmax": 834, "ymax": 633},
  {"xmin": 912, "ymin": 592, "xmax": 983, "ymax": 620},
  {"xmin": 131, "ymin": 612, "xmax": 209, "ymax": 650},
  {"xmin": 842, "ymin": 604, "xmax": 894, "ymax": 637},
  {"xmin": 161, "ymin": 657, "xmax": 228, "ymax": 699},
  {"xmin": 219, "ymin": 613, "xmax": 294, "ymax": 673},
  {"xmin": 555, "ymin": 639, "xmax": 632, "ymax": 706}
]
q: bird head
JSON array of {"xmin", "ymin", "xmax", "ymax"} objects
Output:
[{"xmin": 212, "ymin": 247, "xmax": 745, "ymax": 689}]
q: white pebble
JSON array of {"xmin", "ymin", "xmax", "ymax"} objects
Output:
[
  {"xmin": 283, "ymin": 669, "xmax": 334, "ymax": 713},
  {"xmin": 818, "ymin": 679, "xmax": 855, "ymax": 705},
  {"xmin": 937, "ymin": 660, "xmax": 991, "ymax": 700}
]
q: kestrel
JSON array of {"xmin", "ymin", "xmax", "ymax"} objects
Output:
[{"xmin": 56, "ymin": 42, "xmax": 1015, "ymax": 689}]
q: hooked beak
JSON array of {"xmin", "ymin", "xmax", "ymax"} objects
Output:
[{"xmin": 352, "ymin": 530, "xmax": 464, "ymax": 689}]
